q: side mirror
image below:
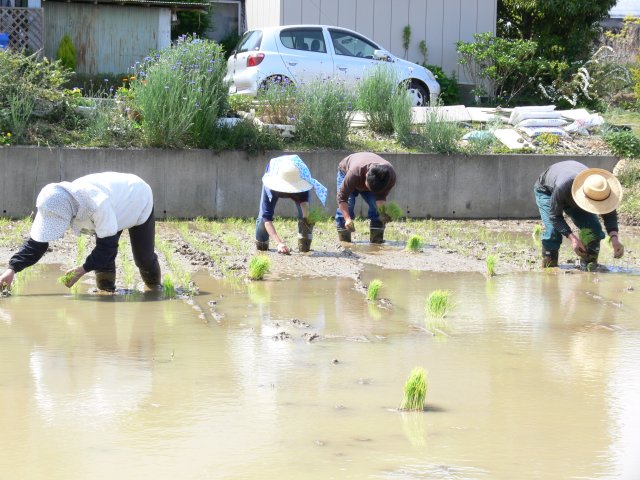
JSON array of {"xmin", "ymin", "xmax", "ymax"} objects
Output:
[{"xmin": 373, "ymin": 49, "xmax": 391, "ymax": 62}]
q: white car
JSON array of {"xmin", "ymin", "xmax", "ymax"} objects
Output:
[{"xmin": 225, "ymin": 25, "xmax": 441, "ymax": 106}]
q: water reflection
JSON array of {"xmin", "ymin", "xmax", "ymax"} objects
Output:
[{"xmin": 0, "ymin": 266, "xmax": 638, "ymax": 479}]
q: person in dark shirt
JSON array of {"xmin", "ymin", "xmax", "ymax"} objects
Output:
[
  {"xmin": 256, "ymin": 155, "xmax": 327, "ymax": 254},
  {"xmin": 0, "ymin": 172, "xmax": 161, "ymax": 293},
  {"xmin": 534, "ymin": 160, "xmax": 624, "ymax": 268},
  {"xmin": 335, "ymin": 152, "xmax": 396, "ymax": 244}
]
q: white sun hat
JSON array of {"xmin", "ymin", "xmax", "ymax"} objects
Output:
[
  {"xmin": 262, "ymin": 155, "xmax": 328, "ymax": 205},
  {"xmin": 30, "ymin": 184, "xmax": 75, "ymax": 243},
  {"xmin": 571, "ymin": 168, "xmax": 623, "ymax": 215}
]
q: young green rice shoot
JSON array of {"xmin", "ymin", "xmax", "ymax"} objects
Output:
[
  {"xmin": 486, "ymin": 255, "xmax": 497, "ymax": 277},
  {"xmin": 400, "ymin": 367, "xmax": 428, "ymax": 411},
  {"xmin": 406, "ymin": 235, "xmax": 424, "ymax": 252},
  {"xmin": 531, "ymin": 224, "xmax": 543, "ymax": 240},
  {"xmin": 426, "ymin": 289, "xmax": 451, "ymax": 318},
  {"xmin": 248, "ymin": 255, "xmax": 271, "ymax": 281},
  {"xmin": 367, "ymin": 279, "xmax": 383, "ymax": 301},
  {"xmin": 579, "ymin": 228, "xmax": 597, "ymax": 246},
  {"xmin": 57, "ymin": 271, "xmax": 76, "ymax": 287},
  {"xmin": 162, "ymin": 274, "xmax": 176, "ymax": 298},
  {"xmin": 378, "ymin": 202, "xmax": 404, "ymax": 221}
]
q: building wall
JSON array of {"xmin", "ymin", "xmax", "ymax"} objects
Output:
[
  {"xmin": 44, "ymin": 2, "xmax": 170, "ymax": 74},
  {"xmin": 247, "ymin": 0, "xmax": 496, "ymax": 83},
  {"xmin": 0, "ymin": 147, "xmax": 618, "ymax": 219},
  {"xmin": 245, "ymin": 0, "xmax": 280, "ymax": 31}
]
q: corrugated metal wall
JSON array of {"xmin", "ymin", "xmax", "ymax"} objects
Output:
[
  {"xmin": 249, "ymin": 0, "xmax": 496, "ymax": 83},
  {"xmin": 245, "ymin": 0, "xmax": 280, "ymax": 31},
  {"xmin": 44, "ymin": 2, "xmax": 170, "ymax": 74}
]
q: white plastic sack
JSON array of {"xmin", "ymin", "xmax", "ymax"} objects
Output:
[
  {"xmin": 511, "ymin": 111, "xmax": 563, "ymax": 125},
  {"xmin": 508, "ymin": 105, "xmax": 556, "ymax": 124},
  {"xmin": 564, "ymin": 114, "xmax": 604, "ymax": 135},
  {"xmin": 516, "ymin": 118, "xmax": 568, "ymax": 128},
  {"xmin": 520, "ymin": 126, "xmax": 568, "ymax": 137}
]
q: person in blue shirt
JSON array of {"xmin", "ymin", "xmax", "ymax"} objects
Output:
[{"xmin": 256, "ymin": 155, "xmax": 327, "ymax": 254}]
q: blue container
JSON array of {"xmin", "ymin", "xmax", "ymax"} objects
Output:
[{"xmin": 0, "ymin": 32, "xmax": 8, "ymax": 50}]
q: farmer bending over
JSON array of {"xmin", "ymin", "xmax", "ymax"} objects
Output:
[
  {"xmin": 534, "ymin": 160, "xmax": 624, "ymax": 269},
  {"xmin": 0, "ymin": 172, "xmax": 162, "ymax": 292},
  {"xmin": 256, "ymin": 155, "xmax": 327, "ymax": 254},
  {"xmin": 335, "ymin": 152, "xmax": 396, "ymax": 243}
]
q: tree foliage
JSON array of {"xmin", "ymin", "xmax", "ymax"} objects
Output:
[{"xmin": 497, "ymin": 0, "xmax": 617, "ymax": 62}]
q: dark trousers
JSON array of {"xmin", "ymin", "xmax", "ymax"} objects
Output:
[{"xmin": 96, "ymin": 209, "xmax": 161, "ymax": 286}]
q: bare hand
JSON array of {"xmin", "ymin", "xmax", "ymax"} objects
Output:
[
  {"xmin": 345, "ymin": 219, "xmax": 356, "ymax": 232},
  {"xmin": 570, "ymin": 235, "xmax": 587, "ymax": 257},
  {"xmin": 0, "ymin": 269, "xmax": 15, "ymax": 291},
  {"xmin": 63, "ymin": 266, "xmax": 86, "ymax": 288},
  {"xmin": 276, "ymin": 243, "xmax": 290, "ymax": 255},
  {"xmin": 611, "ymin": 236, "xmax": 624, "ymax": 258}
]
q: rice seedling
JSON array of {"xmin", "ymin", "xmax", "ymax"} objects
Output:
[
  {"xmin": 162, "ymin": 274, "xmax": 175, "ymax": 298},
  {"xmin": 579, "ymin": 228, "xmax": 597, "ymax": 246},
  {"xmin": 378, "ymin": 202, "xmax": 404, "ymax": 221},
  {"xmin": 157, "ymin": 238, "xmax": 195, "ymax": 295},
  {"xmin": 425, "ymin": 289, "xmax": 451, "ymax": 318},
  {"xmin": 366, "ymin": 279, "xmax": 383, "ymax": 301},
  {"xmin": 118, "ymin": 239, "xmax": 136, "ymax": 289},
  {"xmin": 531, "ymin": 224, "xmax": 543, "ymax": 240},
  {"xmin": 400, "ymin": 367, "xmax": 428, "ymax": 411},
  {"xmin": 57, "ymin": 271, "xmax": 76, "ymax": 287},
  {"xmin": 486, "ymin": 255, "xmax": 497, "ymax": 277},
  {"xmin": 248, "ymin": 255, "xmax": 270, "ymax": 281},
  {"xmin": 306, "ymin": 206, "xmax": 328, "ymax": 225},
  {"xmin": 406, "ymin": 235, "xmax": 424, "ymax": 252}
]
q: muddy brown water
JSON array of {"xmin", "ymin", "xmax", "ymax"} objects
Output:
[{"xmin": 1, "ymin": 265, "xmax": 639, "ymax": 479}]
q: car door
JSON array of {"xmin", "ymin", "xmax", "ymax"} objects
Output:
[
  {"xmin": 276, "ymin": 27, "xmax": 334, "ymax": 86},
  {"xmin": 327, "ymin": 28, "xmax": 382, "ymax": 88}
]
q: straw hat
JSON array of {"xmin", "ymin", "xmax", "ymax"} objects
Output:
[
  {"xmin": 262, "ymin": 155, "xmax": 313, "ymax": 193},
  {"xmin": 30, "ymin": 184, "xmax": 74, "ymax": 243},
  {"xmin": 571, "ymin": 168, "xmax": 623, "ymax": 215}
]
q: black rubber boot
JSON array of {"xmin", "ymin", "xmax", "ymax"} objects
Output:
[
  {"xmin": 370, "ymin": 219, "xmax": 385, "ymax": 244},
  {"xmin": 95, "ymin": 271, "xmax": 116, "ymax": 292},
  {"xmin": 140, "ymin": 261, "xmax": 162, "ymax": 289},
  {"xmin": 337, "ymin": 228, "xmax": 352, "ymax": 243},
  {"xmin": 255, "ymin": 240, "xmax": 269, "ymax": 251},
  {"xmin": 541, "ymin": 248, "xmax": 559, "ymax": 268},
  {"xmin": 580, "ymin": 241, "xmax": 600, "ymax": 271},
  {"xmin": 298, "ymin": 219, "xmax": 313, "ymax": 252}
]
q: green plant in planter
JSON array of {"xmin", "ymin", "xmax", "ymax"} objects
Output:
[
  {"xmin": 248, "ymin": 255, "xmax": 271, "ymax": 281},
  {"xmin": 367, "ymin": 279, "xmax": 383, "ymax": 301},
  {"xmin": 426, "ymin": 290, "xmax": 451, "ymax": 318},
  {"xmin": 406, "ymin": 235, "xmax": 424, "ymax": 252},
  {"xmin": 400, "ymin": 367, "xmax": 427, "ymax": 411}
]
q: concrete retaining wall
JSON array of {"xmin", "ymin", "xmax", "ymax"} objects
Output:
[{"xmin": 0, "ymin": 146, "xmax": 619, "ymax": 219}]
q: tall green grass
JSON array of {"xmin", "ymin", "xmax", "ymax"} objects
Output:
[
  {"xmin": 367, "ymin": 279, "xmax": 383, "ymax": 301},
  {"xmin": 248, "ymin": 255, "xmax": 271, "ymax": 281},
  {"xmin": 129, "ymin": 35, "xmax": 228, "ymax": 148},
  {"xmin": 357, "ymin": 65, "xmax": 401, "ymax": 134},
  {"xmin": 294, "ymin": 79, "xmax": 355, "ymax": 149},
  {"xmin": 425, "ymin": 290, "xmax": 451, "ymax": 318},
  {"xmin": 400, "ymin": 367, "xmax": 428, "ymax": 411}
]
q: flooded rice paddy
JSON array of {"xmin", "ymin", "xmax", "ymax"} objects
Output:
[{"xmin": 1, "ymin": 261, "xmax": 640, "ymax": 479}]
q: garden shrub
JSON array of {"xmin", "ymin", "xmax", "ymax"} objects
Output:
[
  {"xmin": 424, "ymin": 64, "xmax": 459, "ymax": 105},
  {"xmin": 209, "ymin": 120, "xmax": 283, "ymax": 154},
  {"xmin": 406, "ymin": 106, "xmax": 462, "ymax": 154},
  {"xmin": 129, "ymin": 35, "xmax": 228, "ymax": 148},
  {"xmin": 293, "ymin": 79, "xmax": 355, "ymax": 149},
  {"xmin": 256, "ymin": 77, "xmax": 297, "ymax": 125},
  {"xmin": 604, "ymin": 130, "xmax": 640, "ymax": 158},
  {"xmin": 56, "ymin": 34, "xmax": 77, "ymax": 72},
  {"xmin": 357, "ymin": 65, "xmax": 401, "ymax": 134}
]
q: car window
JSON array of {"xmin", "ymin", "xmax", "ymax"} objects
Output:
[
  {"xmin": 328, "ymin": 30, "xmax": 377, "ymax": 59},
  {"xmin": 236, "ymin": 30, "xmax": 263, "ymax": 53},
  {"xmin": 279, "ymin": 28, "xmax": 327, "ymax": 53}
]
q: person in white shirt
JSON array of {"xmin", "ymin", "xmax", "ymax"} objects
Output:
[{"xmin": 0, "ymin": 172, "xmax": 161, "ymax": 292}]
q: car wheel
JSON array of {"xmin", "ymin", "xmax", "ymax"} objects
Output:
[{"xmin": 407, "ymin": 81, "xmax": 429, "ymax": 107}]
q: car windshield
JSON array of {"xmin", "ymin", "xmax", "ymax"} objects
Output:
[
  {"xmin": 328, "ymin": 29, "xmax": 378, "ymax": 58},
  {"xmin": 235, "ymin": 30, "xmax": 263, "ymax": 53}
]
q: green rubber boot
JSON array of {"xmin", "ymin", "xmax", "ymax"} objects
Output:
[{"xmin": 95, "ymin": 271, "xmax": 116, "ymax": 292}]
